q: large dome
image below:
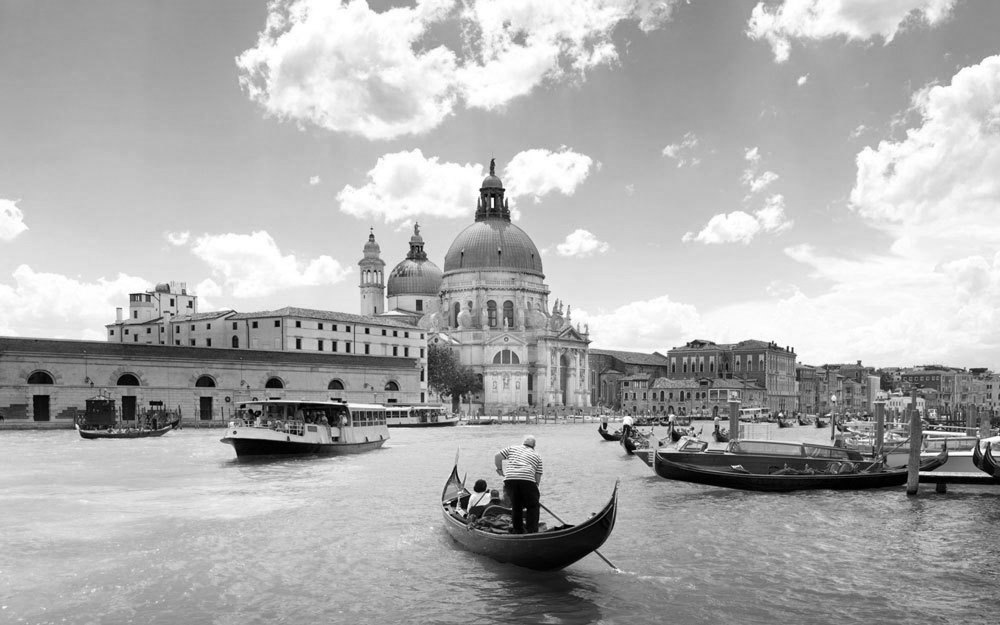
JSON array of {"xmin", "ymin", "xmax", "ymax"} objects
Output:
[
  {"xmin": 443, "ymin": 219, "xmax": 544, "ymax": 277},
  {"xmin": 387, "ymin": 258, "xmax": 443, "ymax": 296}
]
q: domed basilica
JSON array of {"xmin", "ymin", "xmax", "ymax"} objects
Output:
[{"xmin": 358, "ymin": 159, "xmax": 591, "ymax": 413}]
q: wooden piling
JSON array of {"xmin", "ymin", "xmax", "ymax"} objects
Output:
[
  {"xmin": 873, "ymin": 400, "xmax": 885, "ymax": 457},
  {"xmin": 728, "ymin": 399, "xmax": 740, "ymax": 441},
  {"xmin": 906, "ymin": 387, "xmax": 922, "ymax": 496}
]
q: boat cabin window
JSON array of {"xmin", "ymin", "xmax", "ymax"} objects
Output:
[
  {"xmin": 349, "ymin": 407, "xmax": 386, "ymax": 427},
  {"xmin": 729, "ymin": 440, "xmax": 803, "ymax": 456}
]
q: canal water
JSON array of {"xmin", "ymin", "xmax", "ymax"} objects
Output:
[{"xmin": 2, "ymin": 422, "xmax": 997, "ymax": 625}]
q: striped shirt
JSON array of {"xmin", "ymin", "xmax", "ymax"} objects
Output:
[{"xmin": 498, "ymin": 445, "xmax": 543, "ymax": 483}]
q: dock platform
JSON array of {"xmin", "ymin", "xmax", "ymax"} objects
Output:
[{"xmin": 918, "ymin": 471, "xmax": 998, "ymax": 492}]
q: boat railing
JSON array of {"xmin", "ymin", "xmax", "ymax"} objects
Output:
[{"xmin": 230, "ymin": 419, "xmax": 307, "ymax": 436}]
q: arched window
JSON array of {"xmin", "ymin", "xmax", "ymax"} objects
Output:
[
  {"xmin": 502, "ymin": 300, "xmax": 514, "ymax": 328},
  {"xmin": 487, "ymin": 300, "xmax": 497, "ymax": 328},
  {"xmin": 27, "ymin": 371, "xmax": 54, "ymax": 384},
  {"xmin": 117, "ymin": 374, "xmax": 140, "ymax": 386},
  {"xmin": 452, "ymin": 302, "xmax": 461, "ymax": 327},
  {"xmin": 231, "ymin": 336, "xmax": 239, "ymax": 348},
  {"xmin": 328, "ymin": 379, "xmax": 345, "ymax": 390},
  {"xmin": 492, "ymin": 349, "xmax": 520, "ymax": 364},
  {"xmin": 265, "ymin": 377, "xmax": 284, "ymax": 389},
  {"xmin": 195, "ymin": 375, "xmax": 216, "ymax": 387},
  {"xmin": 385, "ymin": 381, "xmax": 399, "ymax": 391}
]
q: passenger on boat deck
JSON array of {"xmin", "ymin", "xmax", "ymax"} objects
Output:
[
  {"xmin": 464, "ymin": 479, "xmax": 491, "ymax": 517},
  {"xmin": 495, "ymin": 435, "xmax": 543, "ymax": 534}
]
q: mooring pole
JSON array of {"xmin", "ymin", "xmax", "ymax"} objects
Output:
[
  {"xmin": 873, "ymin": 400, "xmax": 885, "ymax": 459},
  {"xmin": 728, "ymin": 397, "xmax": 740, "ymax": 441},
  {"xmin": 906, "ymin": 387, "xmax": 922, "ymax": 496}
]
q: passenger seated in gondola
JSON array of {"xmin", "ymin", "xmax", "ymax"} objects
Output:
[{"xmin": 464, "ymin": 479, "xmax": 492, "ymax": 519}]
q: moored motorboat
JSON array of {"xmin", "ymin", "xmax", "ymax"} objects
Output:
[
  {"xmin": 440, "ymin": 463, "xmax": 618, "ymax": 571},
  {"xmin": 384, "ymin": 404, "xmax": 458, "ymax": 428},
  {"xmin": 656, "ymin": 438, "xmax": 868, "ymax": 474},
  {"xmin": 652, "ymin": 447, "xmax": 948, "ymax": 492},
  {"xmin": 221, "ymin": 399, "xmax": 389, "ymax": 458}
]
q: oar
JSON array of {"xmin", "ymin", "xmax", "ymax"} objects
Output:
[{"xmin": 539, "ymin": 502, "xmax": 621, "ymax": 573}]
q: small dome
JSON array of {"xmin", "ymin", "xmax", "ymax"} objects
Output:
[
  {"xmin": 362, "ymin": 229, "xmax": 381, "ymax": 257},
  {"xmin": 154, "ymin": 283, "xmax": 170, "ymax": 293},
  {"xmin": 482, "ymin": 174, "xmax": 503, "ymax": 189},
  {"xmin": 387, "ymin": 258, "xmax": 443, "ymax": 296}
]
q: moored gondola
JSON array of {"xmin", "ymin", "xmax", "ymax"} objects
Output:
[
  {"xmin": 652, "ymin": 447, "xmax": 948, "ymax": 492},
  {"xmin": 440, "ymin": 463, "xmax": 618, "ymax": 571},
  {"xmin": 972, "ymin": 439, "xmax": 984, "ymax": 471},
  {"xmin": 713, "ymin": 428, "xmax": 730, "ymax": 443},
  {"xmin": 76, "ymin": 419, "xmax": 179, "ymax": 439},
  {"xmin": 982, "ymin": 442, "xmax": 999, "ymax": 478}
]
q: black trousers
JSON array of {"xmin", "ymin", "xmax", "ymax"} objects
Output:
[{"xmin": 504, "ymin": 479, "xmax": 540, "ymax": 534}]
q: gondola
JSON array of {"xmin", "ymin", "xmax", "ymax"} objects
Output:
[
  {"xmin": 815, "ymin": 418, "xmax": 828, "ymax": 428},
  {"xmin": 712, "ymin": 428, "xmax": 729, "ymax": 443},
  {"xmin": 76, "ymin": 419, "xmax": 179, "ymax": 440},
  {"xmin": 621, "ymin": 431, "xmax": 643, "ymax": 455},
  {"xmin": 652, "ymin": 447, "xmax": 948, "ymax": 492},
  {"xmin": 797, "ymin": 416, "xmax": 811, "ymax": 426},
  {"xmin": 981, "ymin": 442, "xmax": 999, "ymax": 478},
  {"xmin": 598, "ymin": 425, "xmax": 622, "ymax": 442},
  {"xmin": 972, "ymin": 439, "xmax": 984, "ymax": 471},
  {"xmin": 440, "ymin": 463, "xmax": 618, "ymax": 571},
  {"xmin": 777, "ymin": 418, "xmax": 795, "ymax": 428}
]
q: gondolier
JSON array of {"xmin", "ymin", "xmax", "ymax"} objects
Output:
[{"xmin": 495, "ymin": 435, "xmax": 543, "ymax": 534}]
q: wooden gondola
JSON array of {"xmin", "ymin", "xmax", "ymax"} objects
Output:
[
  {"xmin": 621, "ymin": 431, "xmax": 643, "ymax": 455},
  {"xmin": 972, "ymin": 439, "xmax": 985, "ymax": 471},
  {"xmin": 76, "ymin": 419, "xmax": 180, "ymax": 440},
  {"xmin": 652, "ymin": 447, "xmax": 948, "ymax": 492},
  {"xmin": 440, "ymin": 464, "xmax": 618, "ymax": 571},
  {"xmin": 797, "ymin": 415, "xmax": 811, "ymax": 426},
  {"xmin": 815, "ymin": 418, "xmax": 828, "ymax": 428},
  {"xmin": 981, "ymin": 442, "xmax": 999, "ymax": 478},
  {"xmin": 712, "ymin": 428, "xmax": 729, "ymax": 443},
  {"xmin": 598, "ymin": 425, "xmax": 622, "ymax": 442}
]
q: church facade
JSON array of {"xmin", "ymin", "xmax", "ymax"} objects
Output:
[{"xmin": 361, "ymin": 159, "xmax": 592, "ymax": 414}]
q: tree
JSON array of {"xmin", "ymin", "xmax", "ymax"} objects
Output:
[{"xmin": 428, "ymin": 343, "xmax": 483, "ymax": 412}]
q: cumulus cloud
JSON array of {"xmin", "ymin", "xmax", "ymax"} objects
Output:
[
  {"xmin": 0, "ymin": 199, "xmax": 28, "ymax": 241},
  {"xmin": 0, "ymin": 265, "xmax": 148, "ymax": 339},
  {"xmin": 748, "ymin": 0, "xmax": 956, "ymax": 63},
  {"xmin": 337, "ymin": 147, "xmax": 594, "ymax": 223},
  {"xmin": 554, "ymin": 229, "xmax": 609, "ymax": 258},
  {"xmin": 190, "ymin": 231, "xmax": 351, "ymax": 298},
  {"xmin": 237, "ymin": 0, "xmax": 683, "ymax": 140},
  {"xmin": 504, "ymin": 148, "xmax": 594, "ymax": 202},
  {"xmin": 684, "ymin": 148, "xmax": 791, "ymax": 245},
  {"xmin": 575, "ymin": 295, "xmax": 704, "ymax": 353},
  {"xmin": 165, "ymin": 231, "xmax": 190, "ymax": 246},
  {"xmin": 662, "ymin": 132, "xmax": 700, "ymax": 167},
  {"xmin": 309, "ymin": 176, "xmax": 321, "ymax": 186},
  {"xmin": 796, "ymin": 73, "xmax": 808, "ymax": 86}
]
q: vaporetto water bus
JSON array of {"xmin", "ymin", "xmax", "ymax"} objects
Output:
[
  {"xmin": 220, "ymin": 399, "xmax": 389, "ymax": 458},
  {"xmin": 384, "ymin": 404, "xmax": 459, "ymax": 428}
]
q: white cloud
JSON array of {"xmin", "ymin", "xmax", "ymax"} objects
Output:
[
  {"xmin": 165, "ymin": 231, "xmax": 190, "ymax": 246},
  {"xmin": 0, "ymin": 265, "xmax": 148, "ymax": 339},
  {"xmin": 237, "ymin": 0, "xmax": 682, "ymax": 140},
  {"xmin": 662, "ymin": 132, "xmax": 700, "ymax": 167},
  {"xmin": 625, "ymin": 183, "xmax": 635, "ymax": 196},
  {"xmin": 190, "ymin": 231, "xmax": 351, "ymax": 298},
  {"xmin": 748, "ymin": 0, "xmax": 956, "ymax": 63},
  {"xmin": 744, "ymin": 146, "xmax": 760, "ymax": 164},
  {"xmin": 0, "ymin": 199, "xmax": 28, "ymax": 241},
  {"xmin": 554, "ymin": 229, "xmax": 609, "ymax": 258},
  {"xmin": 796, "ymin": 73, "xmax": 808, "ymax": 86},
  {"xmin": 744, "ymin": 169, "xmax": 779, "ymax": 193},
  {"xmin": 309, "ymin": 176, "xmax": 321, "ymax": 186},
  {"xmin": 850, "ymin": 55, "xmax": 1000, "ymax": 258},
  {"xmin": 682, "ymin": 211, "xmax": 761, "ymax": 245},
  {"xmin": 337, "ymin": 149, "xmax": 484, "ymax": 223},
  {"xmin": 504, "ymin": 147, "xmax": 594, "ymax": 202},
  {"xmin": 575, "ymin": 295, "xmax": 703, "ymax": 352},
  {"xmin": 337, "ymin": 147, "xmax": 594, "ymax": 223}
]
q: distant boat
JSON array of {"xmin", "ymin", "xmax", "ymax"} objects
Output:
[
  {"xmin": 75, "ymin": 394, "xmax": 180, "ymax": 440},
  {"xmin": 652, "ymin": 447, "xmax": 948, "ymax": 492},
  {"xmin": 77, "ymin": 421, "xmax": 178, "ymax": 439},
  {"xmin": 221, "ymin": 399, "xmax": 388, "ymax": 458},
  {"xmin": 440, "ymin": 461, "xmax": 618, "ymax": 571},
  {"xmin": 598, "ymin": 424, "xmax": 622, "ymax": 441},
  {"xmin": 384, "ymin": 405, "xmax": 458, "ymax": 428}
]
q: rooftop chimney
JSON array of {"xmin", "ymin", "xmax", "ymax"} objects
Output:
[{"xmin": 116, "ymin": 307, "xmax": 122, "ymax": 323}]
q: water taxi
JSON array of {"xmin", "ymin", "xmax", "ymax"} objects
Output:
[
  {"xmin": 384, "ymin": 404, "xmax": 458, "ymax": 428},
  {"xmin": 221, "ymin": 399, "xmax": 389, "ymax": 458}
]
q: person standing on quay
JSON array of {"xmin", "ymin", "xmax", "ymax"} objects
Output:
[{"xmin": 495, "ymin": 435, "xmax": 543, "ymax": 534}]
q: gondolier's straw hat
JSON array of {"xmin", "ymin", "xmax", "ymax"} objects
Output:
[{"xmin": 523, "ymin": 435, "xmax": 536, "ymax": 448}]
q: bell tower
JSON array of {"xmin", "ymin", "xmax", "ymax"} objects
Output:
[{"xmin": 358, "ymin": 228, "xmax": 385, "ymax": 316}]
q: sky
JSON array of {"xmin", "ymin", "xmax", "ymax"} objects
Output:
[{"xmin": 2, "ymin": 0, "xmax": 1000, "ymax": 371}]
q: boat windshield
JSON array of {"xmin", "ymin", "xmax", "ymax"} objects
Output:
[{"xmin": 729, "ymin": 440, "xmax": 803, "ymax": 456}]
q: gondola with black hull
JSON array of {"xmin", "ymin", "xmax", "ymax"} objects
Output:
[
  {"xmin": 441, "ymin": 464, "xmax": 618, "ymax": 571},
  {"xmin": 598, "ymin": 424, "xmax": 622, "ymax": 441},
  {"xmin": 652, "ymin": 447, "xmax": 948, "ymax": 492},
  {"xmin": 981, "ymin": 442, "xmax": 999, "ymax": 478}
]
